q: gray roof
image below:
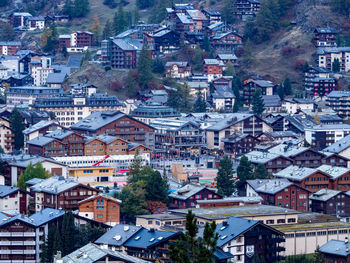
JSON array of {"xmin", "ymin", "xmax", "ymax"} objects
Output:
[
  {"xmin": 317, "ymin": 47, "xmax": 350, "ymax": 55},
  {"xmin": 212, "ymin": 85, "xmax": 235, "ymax": 99},
  {"xmin": 319, "ymin": 240, "xmax": 350, "ymax": 257},
  {"xmin": 262, "ymin": 95, "xmax": 281, "ymax": 107},
  {"xmin": 186, "ymin": 10, "xmax": 207, "ymax": 20},
  {"xmin": 245, "ymin": 150, "xmax": 285, "ymax": 164},
  {"xmin": 0, "ymin": 154, "xmax": 65, "ymax": 169},
  {"xmin": 327, "ymin": 90, "xmax": 350, "ymax": 98},
  {"xmin": 176, "ymin": 13, "xmax": 193, "ymax": 24},
  {"xmin": 0, "ymin": 41, "xmax": 21, "ymax": 46},
  {"xmin": 26, "ymin": 136, "xmax": 56, "ymax": 147},
  {"xmin": 273, "ymin": 165, "xmax": 318, "ymax": 182},
  {"xmin": 324, "ymin": 134, "xmax": 350, "ymax": 154},
  {"xmin": 268, "ymin": 144, "xmax": 309, "ymax": 158},
  {"xmin": 165, "ymin": 61, "xmax": 189, "ymax": 67},
  {"xmin": 112, "ymin": 39, "xmax": 142, "ymax": 51},
  {"xmin": 169, "ymin": 184, "xmax": 217, "ymax": 200},
  {"xmin": 30, "ymin": 176, "xmax": 79, "ymax": 194},
  {"xmin": 150, "ymin": 118, "xmax": 200, "ymax": 132},
  {"xmin": 71, "ymin": 111, "xmax": 125, "ymax": 132},
  {"xmin": 309, "ymin": 189, "xmax": 341, "ymax": 202},
  {"xmin": 315, "ymin": 28, "xmax": 338, "ymax": 34},
  {"xmin": 246, "ymin": 179, "xmax": 293, "ymax": 194},
  {"xmin": 45, "ymin": 129, "xmax": 74, "ymax": 140},
  {"xmin": 23, "ymin": 120, "xmax": 57, "ymax": 135},
  {"xmin": 217, "ymin": 54, "xmax": 237, "ymax": 60},
  {"xmin": 46, "ymin": 72, "xmax": 67, "ymax": 84},
  {"xmin": 28, "ymin": 208, "xmax": 65, "ymax": 226},
  {"xmin": 66, "ymin": 56, "xmax": 83, "ymax": 68},
  {"xmin": 250, "ymin": 79, "xmax": 274, "ymax": 88},
  {"xmin": 306, "ymin": 124, "xmax": 350, "ymax": 131},
  {"xmin": 206, "ymin": 113, "xmax": 253, "ymax": 131},
  {"xmin": 0, "ymin": 185, "xmax": 21, "ymax": 198},
  {"xmin": 317, "ymin": 165, "xmax": 350, "ymax": 179},
  {"xmin": 196, "ymin": 196, "xmax": 263, "ymax": 204},
  {"xmin": 61, "ymin": 243, "xmax": 149, "ymax": 263},
  {"xmin": 95, "ymin": 224, "xmax": 142, "ymax": 247},
  {"xmin": 285, "ymin": 114, "xmax": 316, "ymax": 132},
  {"xmin": 204, "ymin": 59, "xmax": 224, "ymax": 66}
]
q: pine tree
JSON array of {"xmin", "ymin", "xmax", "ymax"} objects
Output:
[
  {"xmin": 128, "ymin": 150, "xmax": 143, "ymax": 181},
  {"xmin": 0, "ymin": 0, "xmax": 8, "ymax": 7},
  {"xmin": 224, "ymin": 61, "xmax": 235, "ymax": 77},
  {"xmin": 236, "ymin": 155, "xmax": 253, "ymax": 188},
  {"xmin": 152, "ymin": 57, "xmax": 165, "ymax": 74},
  {"xmin": 253, "ymin": 164, "xmax": 269, "ymax": 179},
  {"xmin": 133, "ymin": 8, "xmax": 140, "ymax": 24},
  {"xmin": 61, "ymin": 212, "xmax": 76, "ymax": 256},
  {"xmin": 222, "ymin": 0, "xmax": 235, "ymax": 24},
  {"xmin": 283, "ymin": 77, "xmax": 292, "ymax": 95},
  {"xmin": 9, "ymin": 108, "xmax": 25, "ymax": 150},
  {"xmin": 146, "ymin": 171, "xmax": 169, "ymax": 203},
  {"xmin": 0, "ymin": 23, "xmax": 15, "ymax": 41},
  {"xmin": 252, "ymin": 88, "xmax": 265, "ymax": 115},
  {"xmin": 17, "ymin": 162, "xmax": 50, "ymax": 190},
  {"xmin": 311, "ymin": 246, "xmax": 325, "ymax": 263},
  {"xmin": 114, "ymin": 6, "xmax": 128, "ymax": 34},
  {"xmin": 102, "ymin": 19, "xmax": 114, "ymax": 40},
  {"xmin": 0, "ymin": 146, "xmax": 4, "ymax": 154},
  {"xmin": 137, "ymin": 44, "xmax": 153, "ymax": 90},
  {"xmin": 203, "ymin": 35, "xmax": 211, "ymax": 52},
  {"xmin": 62, "ymin": 0, "xmax": 74, "ymax": 17},
  {"xmin": 73, "ymin": 0, "xmax": 90, "ymax": 18},
  {"xmin": 193, "ymin": 92, "xmax": 207, "ymax": 113},
  {"xmin": 216, "ymin": 156, "xmax": 235, "ymax": 196},
  {"xmin": 180, "ymin": 83, "xmax": 192, "ymax": 112},
  {"xmin": 332, "ymin": 58, "xmax": 341, "ymax": 72}
]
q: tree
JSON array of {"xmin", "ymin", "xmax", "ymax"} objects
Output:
[
  {"xmin": 9, "ymin": 108, "xmax": 25, "ymax": 150},
  {"xmin": 0, "ymin": 146, "xmax": 4, "ymax": 154},
  {"xmin": 216, "ymin": 156, "xmax": 235, "ymax": 196},
  {"xmin": 62, "ymin": 0, "xmax": 74, "ymax": 17},
  {"xmin": 17, "ymin": 162, "xmax": 49, "ymax": 190},
  {"xmin": 331, "ymin": 0, "xmax": 349, "ymax": 15},
  {"xmin": 124, "ymin": 70, "xmax": 139, "ymax": 97},
  {"xmin": 203, "ymin": 35, "xmax": 211, "ymax": 52},
  {"xmin": 0, "ymin": 23, "xmax": 15, "ymax": 41},
  {"xmin": 103, "ymin": 0, "xmax": 117, "ymax": 8},
  {"xmin": 332, "ymin": 58, "xmax": 341, "ymax": 72},
  {"xmin": 236, "ymin": 155, "xmax": 253, "ymax": 188},
  {"xmin": 90, "ymin": 16, "xmax": 101, "ymax": 45},
  {"xmin": 137, "ymin": 44, "xmax": 153, "ymax": 90},
  {"xmin": 113, "ymin": 6, "xmax": 128, "ymax": 34},
  {"xmin": 102, "ymin": 19, "xmax": 114, "ymax": 40},
  {"xmin": 243, "ymin": 39, "xmax": 253, "ymax": 64},
  {"xmin": 128, "ymin": 150, "xmax": 143, "ymax": 181},
  {"xmin": 152, "ymin": 57, "xmax": 165, "ymax": 74},
  {"xmin": 0, "ymin": 0, "xmax": 8, "ymax": 7},
  {"xmin": 224, "ymin": 61, "xmax": 235, "ymax": 77},
  {"xmin": 281, "ymin": 77, "xmax": 292, "ymax": 96},
  {"xmin": 61, "ymin": 212, "xmax": 76, "ymax": 256},
  {"xmin": 192, "ymin": 45, "xmax": 204, "ymax": 72},
  {"xmin": 136, "ymin": 0, "xmax": 155, "ymax": 9},
  {"xmin": 42, "ymin": 224, "xmax": 62, "ymax": 263},
  {"xmin": 193, "ymin": 92, "xmax": 207, "ymax": 113},
  {"xmin": 145, "ymin": 171, "xmax": 169, "ymax": 203},
  {"xmin": 252, "ymin": 88, "xmax": 265, "ymax": 115},
  {"xmin": 40, "ymin": 23, "xmax": 58, "ymax": 52},
  {"xmin": 73, "ymin": 0, "xmax": 90, "ymax": 18},
  {"xmin": 252, "ymin": 164, "xmax": 269, "ymax": 179},
  {"xmin": 222, "ymin": 0, "xmax": 235, "ymax": 24},
  {"xmin": 311, "ymin": 246, "xmax": 325, "ymax": 263},
  {"xmin": 61, "ymin": 46, "xmax": 68, "ymax": 57},
  {"xmin": 169, "ymin": 210, "xmax": 218, "ymax": 263}
]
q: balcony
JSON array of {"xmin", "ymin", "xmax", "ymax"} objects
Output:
[
  {"xmin": 11, "ymin": 250, "xmax": 24, "ymax": 254},
  {"xmin": 0, "ymin": 241, "xmax": 10, "ymax": 245},
  {"xmin": 23, "ymin": 232, "xmax": 36, "ymax": 237},
  {"xmin": 11, "ymin": 232, "xmax": 23, "ymax": 237},
  {"xmin": 0, "ymin": 233, "xmax": 10, "ymax": 237},
  {"xmin": 24, "ymin": 241, "xmax": 36, "ymax": 245},
  {"xmin": 23, "ymin": 250, "xmax": 36, "ymax": 254},
  {"xmin": 11, "ymin": 241, "xmax": 24, "ymax": 245}
]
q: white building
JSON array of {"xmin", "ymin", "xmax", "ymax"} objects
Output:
[{"xmin": 317, "ymin": 47, "xmax": 350, "ymax": 72}]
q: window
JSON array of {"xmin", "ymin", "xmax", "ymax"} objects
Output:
[{"xmin": 97, "ymin": 214, "xmax": 103, "ymax": 218}]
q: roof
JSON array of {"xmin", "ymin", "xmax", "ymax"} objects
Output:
[
  {"xmin": 176, "ymin": 13, "xmax": 193, "ymax": 24},
  {"xmin": 131, "ymin": 105, "xmax": 181, "ymax": 118},
  {"xmin": 305, "ymin": 124, "xmax": 350, "ymax": 131},
  {"xmin": 186, "ymin": 10, "xmax": 207, "ymax": 20},
  {"xmin": 319, "ymin": 240, "xmax": 350, "ymax": 257},
  {"xmin": 112, "ymin": 39, "xmax": 142, "ymax": 51},
  {"xmin": 203, "ymin": 9, "xmax": 221, "ymax": 16},
  {"xmin": 244, "ymin": 150, "xmax": 285, "ymax": 164},
  {"xmin": 248, "ymin": 79, "xmax": 274, "ymax": 88},
  {"xmin": 262, "ymin": 95, "xmax": 281, "ymax": 107},
  {"xmin": 79, "ymin": 193, "xmax": 121, "ymax": 205},
  {"xmin": 0, "ymin": 41, "xmax": 21, "ymax": 46},
  {"xmin": 285, "ymin": 115, "xmax": 316, "ymax": 132},
  {"xmin": 169, "ymin": 184, "xmax": 216, "ymax": 200},
  {"xmin": 317, "ymin": 47, "xmax": 350, "ymax": 55},
  {"xmin": 314, "ymin": 28, "xmax": 338, "ymax": 34},
  {"xmin": 324, "ymin": 134, "xmax": 350, "ymax": 153},
  {"xmin": 317, "ymin": 165, "xmax": 350, "ymax": 179},
  {"xmin": 26, "ymin": 136, "xmax": 56, "ymax": 147},
  {"xmin": 165, "ymin": 61, "xmax": 189, "ymax": 67},
  {"xmin": 309, "ymin": 189, "xmax": 341, "ymax": 202},
  {"xmin": 327, "ymin": 90, "xmax": 350, "ymax": 98},
  {"xmin": 46, "ymin": 72, "xmax": 67, "ymax": 84},
  {"xmin": 268, "ymin": 144, "xmax": 309, "ymax": 158},
  {"xmin": 30, "ymin": 176, "xmax": 79, "ymax": 194},
  {"xmin": 45, "ymin": 129, "xmax": 74, "ymax": 140},
  {"xmin": 124, "ymin": 228, "xmax": 178, "ymax": 249},
  {"xmin": 22, "ymin": 120, "xmax": 57, "ymax": 135},
  {"xmin": 66, "ymin": 55, "xmax": 83, "ymax": 68},
  {"xmin": 136, "ymin": 213, "xmax": 185, "ymax": 221},
  {"xmin": 196, "ymin": 196, "xmax": 263, "ymax": 204},
  {"xmin": 0, "ymin": 185, "xmax": 21, "ymax": 198},
  {"xmin": 150, "ymin": 119, "xmax": 200, "ymax": 132},
  {"xmin": 246, "ymin": 179, "xmax": 293, "ymax": 194},
  {"xmin": 212, "ymin": 85, "xmax": 235, "ymax": 99},
  {"xmin": 61, "ymin": 243, "xmax": 149, "ymax": 263},
  {"xmin": 28, "ymin": 208, "xmax": 65, "ymax": 226},
  {"xmin": 217, "ymin": 54, "xmax": 237, "ymax": 60},
  {"xmin": 205, "ymin": 113, "xmax": 254, "ymax": 131},
  {"xmin": 95, "ymin": 224, "xmax": 142, "ymax": 247},
  {"xmin": 273, "ymin": 165, "xmax": 319, "ymax": 182},
  {"xmin": 204, "ymin": 59, "xmax": 224, "ymax": 66}
]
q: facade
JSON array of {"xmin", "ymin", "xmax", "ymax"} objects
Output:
[
  {"xmin": 71, "ymin": 111, "xmax": 155, "ymax": 148},
  {"xmin": 243, "ymin": 77, "xmax": 274, "ymax": 106},
  {"xmin": 0, "ymin": 185, "xmax": 28, "ymax": 213},
  {"xmin": 310, "ymin": 77, "xmax": 336, "ymax": 97},
  {"xmin": 313, "ymin": 28, "xmax": 338, "ymax": 47},
  {"xmin": 317, "ymin": 47, "xmax": 350, "ymax": 72},
  {"xmin": 28, "ymin": 16, "xmax": 45, "ymax": 30},
  {"xmin": 165, "ymin": 61, "xmax": 192, "ymax": 78},
  {"xmin": 282, "ymin": 98, "xmax": 315, "ymax": 114},
  {"xmin": 23, "ymin": 120, "xmax": 62, "ymax": 142},
  {"xmin": 59, "ymin": 31, "xmax": 94, "ymax": 51},
  {"xmin": 130, "ymin": 105, "xmax": 181, "ymax": 125},
  {"xmin": 28, "ymin": 176, "xmax": 99, "ymax": 212},
  {"xmin": 33, "ymin": 94, "xmax": 126, "ymax": 128},
  {"xmin": 144, "ymin": 29, "xmax": 180, "ymax": 55},
  {"xmin": 211, "ymin": 32, "xmax": 243, "ymax": 54},
  {"xmin": 222, "ymin": 134, "xmax": 260, "ymax": 156},
  {"xmin": 9, "ymin": 12, "xmax": 33, "ymax": 28},
  {"xmin": 78, "ymin": 194, "xmax": 121, "ymax": 226},
  {"xmin": 327, "ymin": 90, "xmax": 350, "ymax": 118},
  {"xmin": 233, "ymin": 0, "xmax": 261, "ymax": 20},
  {"xmin": 0, "ymin": 123, "xmax": 14, "ymax": 153},
  {"xmin": 211, "ymin": 85, "xmax": 236, "ymax": 112},
  {"xmin": 169, "ymin": 184, "xmax": 222, "ymax": 209},
  {"xmin": 0, "ymin": 42, "xmax": 21, "ymax": 55},
  {"xmin": 203, "ymin": 59, "xmax": 224, "ymax": 82},
  {"xmin": 304, "ymin": 66, "xmax": 332, "ymax": 95},
  {"xmin": 245, "ymin": 179, "xmax": 310, "ymax": 211}
]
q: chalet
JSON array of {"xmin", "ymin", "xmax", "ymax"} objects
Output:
[
  {"xmin": 233, "ymin": 0, "xmax": 261, "ymax": 20},
  {"xmin": 243, "ymin": 77, "xmax": 274, "ymax": 106},
  {"xmin": 203, "ymin": 59, "xmax": 224, "ymax": 82},
  {"xmin": 27, "ymin": 16, "xmax": 45, "ymax": 30},
  {"xmin": 169, "ymin": 184, "xmax": 222, "ymax": 209},
  {"xmin": 130, "ymin": 104, "xmax": 181, "ymax": 125},
  {"xmin": 207, "ymin": 22, "xmax": 230, "ymax": 37},
  {"xmin": 28, "ymin": 176, "xmax": 99, "ymax": 212},
  {"xmin": 261, "ymin": 113, "xmax": 285, "ymax": 132},
  {"xmin": 310, "ymin": 189, "xmax": 350, "ymax": 218},
  {"xmin": 187, "ymin": 81, "xmax": 209, "ymax": 99},
  {"xmin": 304, "ymin": 66, "xmax": 332, "ymax": 95},
  {"xmin": 0, "ymin": 42, "xmax": 21, "ymax": 55},
  {"xmin": 0, "ymin": 185, "xmax": 29, "ymax": 213},
  {"xmin": 211, "ymin": 32, "xmax": 243, "ymax": 54},
  {"xmin": 185, "ymin": 9, "xmax": 208, "ymax": 32},
  {"xmin": 27, "ymin": 136, "xmax": 66, "ymax": 157},
  {"xmin": 216, "ymin": 53, "xmax": 238, "ymax": 67},
  {"xmin": 319, "ymin": 240, "xmax": 350, "ymax": 263},
  {"xmin": 327, "ymin": 90, "xmax": 350, "ymax": 118},
  {"xmin": 23, "ymin": 120, "xmax": 62, "ymax": 142},
  {"xmin": 262, "ymin": 95, "xmax": 282, "ymax": 113},
  {"xmin": 0, "ymin": 122, "xmax": 14, "ymax": 153},
  {"xmin": 9, "ymin": 12, "xmax": 32, "ymax": 28},
  {"xmin": 211, "ymin": 85, "xmax": 235, "ymax": 112},
  {"xmin": 78, "ymin": 194, "xmax": 121, "ymax": 226},
  {"xmin": 222, "ymin": 133, "xmax": 260, "ymax": 156},
  {"xmin": 310, "ymin": 77, "xmax": 336, "ymax": 97},
  {"xmin": 282, "ymin": 98, "xmax": 315, "ymax": 114},
  {"xmin": 317, "ymin": 165, "xmax": 350, "ymax": 192},
  {"xmin": 313, "ymin": 28, "xmax": 338, "ymax": 47},
  {"xmin": 70, "ymin": 111, "xmax": 155, "ymax": 148},
  {"xmin": 202, "ymin": 9, "xmax": 221, "ymax": 24},
  {"xmin": 324, "ymin": 133, "xmax": 350, "ymax": 159},
  {"xmin": 244, "ymin": 179, "xmax": 310, "ymax": 211},
  {"xmin": 257, "ymin": 131, "xmax": 298, "ymax": 144},
  {"xmin": 165, "ymin": 61, "xmax": 192, "ymax": 78},
  {"xmin": 45, "ymin": 129, "xmax": 85, "ymax": 156},
  {"xmin": 144, "ymin": 28, "xmax": 180, "ymax": 55}
]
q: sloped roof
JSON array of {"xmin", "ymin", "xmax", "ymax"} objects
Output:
[
  {"xmin": 30, "ymin": 176, "xmax": 79, "ymax": 194},
  {"xmin": 320, "ymin": 240, "xmax": 350, "ymax": 257},
  {"xmin": 46, "ymin": 72, "xmax": 67, "ymax": 84},
  {"xmin": 22, "ymin": 120, "xmax": 57, "ymax": 135},
  {"xmin": 324, "ymin": 134, "xmax": 350, "ymax": 154},
  {"xmin": 169, "ymin": 184, "xmax": 217, "ymax": 200},
  {"xmin": 273, "ymin": 165, "xmax": 319, "ymax": 182},
  {"xmin": 262, "ymin": 95, "xmax": 281, "ymax": 107},
  {"xmin": 26, "ymin": 136, "xmax": 56, "ymax": 146},
  {"xmin": 246, "ymin": 179, "xmax": 293, "ymax": 194},
  {"xmin": 66, "ymin": 55, "xmax": 83, "ymax": 68},
  {"xmin": 309, "ymin": 189, "xmax": 341, "ymax": 202},
  {"xmin": 95, "ymin": 224, "xmax": 142, "ymax": 247}
]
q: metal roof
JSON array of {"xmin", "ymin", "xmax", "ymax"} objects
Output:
[
  {"xmin": 23, "ymin": 120, "xmax": 57, "ymax": 135},
  {"xmin": 66, "ymin": 56, "xmax": 83, "ymax": 68},
  {"xmin": 273, "ymin": 165, "xmax": 318, "ymax": 182},
  {"xmin": 30, "ymin": 176, "xmax": 79, "ymax": 194},
  {"xmin": 46, "ymin": 72, "xmax": 67, "ymax": 84},
  {"xmin": 204, "ymin": 59, "xmax": 224, "ymax": 66},
  {"xmin": 0, "ymin": 185, "xmax": 21, "ymax": 198},
  {"xmin": 306, "ymin": 124, "xmax": 350, "ymax": 131},
  {"xmin": 217, "ymin": 54, "xmax": 237, "ymax": 60},
  {"xmin": 186, "ymin": 10, "xmax": 207, "ymax": 20},
  {"xmin": 324, "ymin": 134, "xmax": 350, "ymax": 154},
  {"xmin": 309, "ymin": 189, "xmax": 341, "ymax": 202},
  {"xmin": 327, "ymin": 90, "xmax": 350, "ymax": 98},
  {"xmin": 26, "ymin": 136, "xmax": 56, "ymax": 146},
  {"xmin": 319, "ymin": 240, "xmax": 350, "ymax": 257},
  {"xmin": 245, "ymin": 150, "xmax": 284, "ymax": 164},
  {"xmin": 212, "ymin": 85, "xmax": 235, "ymax": 99},
  {"xmin": 169, "ymin": 184, "xmax": 217, "ymax": 200},
  {"xmin": 315, "ymin": 28, "xmax": 338, "ymax": 34},
  {"xmin": 246, "ymin": 179, "xmax": 293, "ymax": 194},
  {"xmin": 95, "ymin": 224, "xmax": 142, "ymax": 247},
  {"xmin": 205, "ymin": 113, "xmax": 253, "ymax": 131},
  {"xmin": 317, "ymin": 165, "xmax": 350, "ymax": 179},
  {"xmin": 262, "ymin": 95, "xmax": 281, "ymax": 107},
  {"xmin": 45, "ymin": 129, "xmax": 74, "ymax": 140}
]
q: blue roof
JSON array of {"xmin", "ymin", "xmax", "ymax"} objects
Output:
[
  {"xmin": 320, "ymin": 239, "xmax": 350, "ymax": 256},
  {"xmin": 95, "ymin": 224, "xmax": 142, "ymax": 247},
  {"xmin": 124, "ymin": 228, "xmax": 178, "ymax": 249},
  {"xmin": 0, "ymin": 185, "xmax": 21, "ymax": 198},
  {"xmin": 214, "ymin": 249, "xmax": 233, "ymax": 260},
  {"xmin": 29, "ymin": 208, "xmax": 65, "ymax": 226}
]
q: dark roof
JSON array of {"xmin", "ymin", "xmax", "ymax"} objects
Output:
[
  {"xmin": 66, "ymin": 56, "xmax": 83, "ymax": 68},
  {"xmin": 314, "ymin": 28, "xmax": 338, "ymax": 34},
  {"xmin": 0, "ymin": 185, "xmax": 21, "ymax": 198},
  {"xmin": 212, "ymin": 85, "xmax": 235, "ymax": 99},
  {"xmin": 95, "ymin": 224, "xmax": 142, "ymax": 247},
  {"xmin": 70, "ymin": 111, "xmax": 124, "ymax": 131},
  {"xmin": 169, "ymin": 184, "xmax": 218, "ymax": 200},
  {"xmin": 46, "ymin": 72, "xmax": 67, "ymax": 84},
  {"xmin": 26, "ymin": 136, "xmax": 56, "ymax": 147},
  {"xmin": 262, "ymin": 95, "xmax": 281, "ymax": 107}
]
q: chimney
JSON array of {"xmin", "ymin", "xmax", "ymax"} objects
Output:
[
  {"xmin": 53, "ymin": 251, "xmax": 63, "ymax": 263},
  {"xmin": 83, "ymin": 253, "xmax": 88, "ymax": 259},
  {"xmin": 345, "ymin": 237, "xmax": 348, "ymax": 244}
]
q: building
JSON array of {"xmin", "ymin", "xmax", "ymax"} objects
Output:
[
  {"xmin": 71, "ymin": 111, "xmax": 155, "ymax": 148},
  {"xmin": 197, "ymin": 196, "xmax": 263, "ymax": 208},
  {"xmin": 324, "ymin": 134, "xmax": 350, "ymax": 160},
  {"xmin": 203, "ymin": 59, "xmax": 224, "ymax": 82},
  {"xmin": 244, "ymin": 179, "xmax": 310, "ymax": 211},
  {"xmin": 136, "ymin": 213, "xmax": 186, "ymax": 230},
  {"xmin": 23, "ymin": 120, "xmax": 62, "ymax": 142},
  {"xmin": 130, "ymin": 105, "xmax": 181, "ymax": 125},
  {"xmin": 33, "ymin": 94, "xmax": 126, "ymax": 128},
  {"xmin": 165, "ymin": 61, "xmax": 192, "ymax": 78},
  {"xmin": 233, "ymin": 0, "xmax": 261, "ymax": 20},
  {"xmin": 0, "ymin": 208, "xmax": 65, "ymax": 263},
  {"xmin": 222, "ymin": 134, "xmax": 260, "ymax": 156},
  {"xmin": 317, "ymin": 47, "xmax": 350, "ymax": 72},
  {"xmin": 0, "ymin": 185, "xmax": 29, "ymax": 213},
  {"xmin": 327, "ymin": 90, "xmax": 350, "ymax": 119},
  {"xmin": 216, "ymin": 54, "xmax": 238, "ymax": 67},
  {"xmin": 313, "ymin": 28, "xmax": 338, "ymax": 47},
  {"xmin": 27, "ymin": 136, "xmax": 66, "ymax": 157},
  {"xmin": 310, "ymin": 189, "xmax": 350, "ymax": 219},
  {"xmin": 6, "ymin": 86, "xmax": 63, "ymax": 109},
  {"xmin": 150, "ymin": 118, "xmax": 205, "ymax": 156},
  {"xmin": 202, "ymin": 9, "xmax": 222, "ymax": 24},
  {"xmin": 28, "ymin": 16, "xmax": 45, "ymax": 30},
  {"xmin": 0, "ymin": 122, "xmax": 14, "ymax": 153},
  {"xmin": 262, "ymin": 95, "xmax": 282, "ymax": 113},
  {"xmin": 211, "ymin": 85, "xmax": 236, "ymax": 112},
  {"xmin": 305, "ymin": 124, "xmax": 350, "ymax": 149},
  {"xmin": 169, "ymin": 184, "xmax": 222, "ymax": 209},
  {"xmin": 304, "ymin": 66, "xmax": 332, "ymax": 95},
  {"xmin": 44, "ymin": 129, "xmax": 85, "ymax": 156},
  {"xmin": 310, "ymin": 77, "xmax": 336, "ymax": 97},
  {"xmin": 243, "ymin": 77, "xmax": 274, "ymax": 106},
  {"xmin": 28, "ymin": 176, "xmax": 99, "ymax": 212},
  {"xmin": 319, "ymin": 239, "xmax": 350, "ymax": 263},
  {"xmin": 144, "ymin": 28, "xmax": 180, "ymax": 55},
  {"xmin": 9, "ymin": 12, "xmax": 33, "ymax": 28},
  {"xmin": 54, "ymin": 243, "xmax": 148, "ymax": 263},
  {"xmin": 59, "ymin": 31, "xmax": 94, "ymax": 51},
  {"xmin": 78, "ymin": 194, "xmax": 121, "ymax": 226},
  {"xmin": 0, "ymin": 42, "xmax": 21, "ymax": 55},
  {"xmin": 211, "ymin": 32, "xmax": 243, "ymax": 55},
  {"xmin": 282, "ymin": 98, "xmax": 315, "ymax": 114}
]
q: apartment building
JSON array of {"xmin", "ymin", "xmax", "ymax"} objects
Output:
[
  {"xmin": 0, "ymin": 185, "xmax": 29, "ymax": 213},
  {"xmin": 313, "ymin": 28, "xmax": 338, "ymax": 47},
  {"xmin": 0, "ymin": 123, "xmax": 14, "ymax": 153},
  {"xmin": 233, "ymin": 0, "xmax": 261, "ymax": 20},
  {"xmin": 326, "ymin": 90, "xmax": 350, "ymax": 118},
  {"xmin": 33, "ymin": 93, "xmax": 125, "ymax": 128},
  {"xmin": 203, "ymin": 59, "xmax": 224, "ymax": 82},
  {"xmin": 130, "ymin": 105, "xmax": 181, "ymax": 125},
  {"xmin": 59, "ymin": 31, "xmax": 94, "ymax": 52},
  {"xmin": 305, "ymin": 124, "xmax": 350, "ymax": 149},
  {"xmin": 165, "ymin": 61, "xmax": 192, "ymax": 78},
  {"xmin": 0, "ymin": 42, "xmax": 21, "ymax": 55},
  {"xmin": 317, "ymin": 47, "xmax": 350, "ymax": 72},
  {"xmin": 243, "ymin": 77, "xmax": 274, "ymax": 106}
]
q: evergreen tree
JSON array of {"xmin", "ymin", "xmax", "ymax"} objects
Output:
[
  {"xmin": 152, "ymin": 57, "xmax": 165, "ymax": 74},
  {"xmin": 277, "ymin": 85, "xmax": 285, "ymax": 100},
  {"xmin": 137, "ymin": 45, "xmax": 153, "ymax": 90},
  {"xmin": 332, "ymin": 58, "xmax": 341, "ymax": 72},
  {"xmin": 102, "ymin": 19, "xmax": 114, "ymax": 40},
  {"xmin": 252, "ymin": 164, "xmax": 269, "ymax": 179},
  {"xmin": 61, "ymin": 46, "xmax": 68, "ymax": 57},
  {"xmin": 283, "ymin": 77, "xmax": 292, "ymax": 95},
  {"xmin": 42, "ymin": 224, "xmax": 61, "ymax": 263},
  {"xmin": 0, "ymin": 23, "xmax": 15, "ymax": 41},
  {"xmin": 331, "ymin": 0, "xmax": 349, "ymax": 15},
  {"xmin": 145, "ymin": 171, "xmax": 169, "ymax": 203},
  {"xmin": 168, "ymin": 88, "xmax": 182, "ymax": 110},
  {"xmin": 114, "ymin": 6, "xmax": 128, "ymax": 34},
  {"xmin": 169, "ymin": 210, "xmax": 218, "ymax": 263},
  {"xmin": 243, "ymin": 39, "xmax": 253, "ymax": 64},
  {"xmin": 180, "ymin": 83, "xmax": 192, "ymax": 112},
  {"xmin": 193, "ymin": 92, "xmax": 207, "ymax": 113},
  {"xmin": 236, "ymin": 155, "xmax": 253, "ymax": 188},
  {"xmin": 61, "ymin": 212, "xmax": 76, "ymax": 256},
  {"xmin": 124, "ymin": 70, "xmax": 139, "ymax": 97},
  {"xmin": 73, "ymin": 0, "xmax": 90, "ymax": 18},
  {"xmin": 9, "ymin": 108, "xmax": 25, "ymax": 150},
  {"xmin": 136, "ymin": 0, "xmax": 155, "ymax": 9},
  {"xmin": 311, "ymin": 246, "xmax": 325, "ymax": 263},
  {"xmin": 203, "ymin": 35, "xmax": 211, "ymax": 52},
  {"xmin": 222, "ymin": 0, "xmax": 235, "ymax": 24},
  {"xmin": 224, "ymin": 61, "xmax": 235, "ymax": 77},
  {"xmin": 17, "ymin": 162, "xmax": 49, "ymax": 190},
  {"xmin": 192, "ymin": 45, "xmax": 204, "ymax": 72},
  {"xmin": 0, "ymin": 0, "xmax": 8, "ymax": 7},
  {"xmin": 252, "ymin": 88, "xmax": 265, "ymax": 115},
  {"xmin": 216, "ymin": 156, "xmax": 235, "ymax": 196},
  {"xmin": 0, "ymin": 146, "xmax": 4, "ymax": 154},
  {"xmin": 62, "ymin": 0, "xmax": 74, "ymax": 17},
  {"xmin": 128, "ymin": 150, "xmax": 143, "ymax": 181},
  {"xmin": 133, "ymin": 8, "xmax": 140, "ymax": 24}
]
